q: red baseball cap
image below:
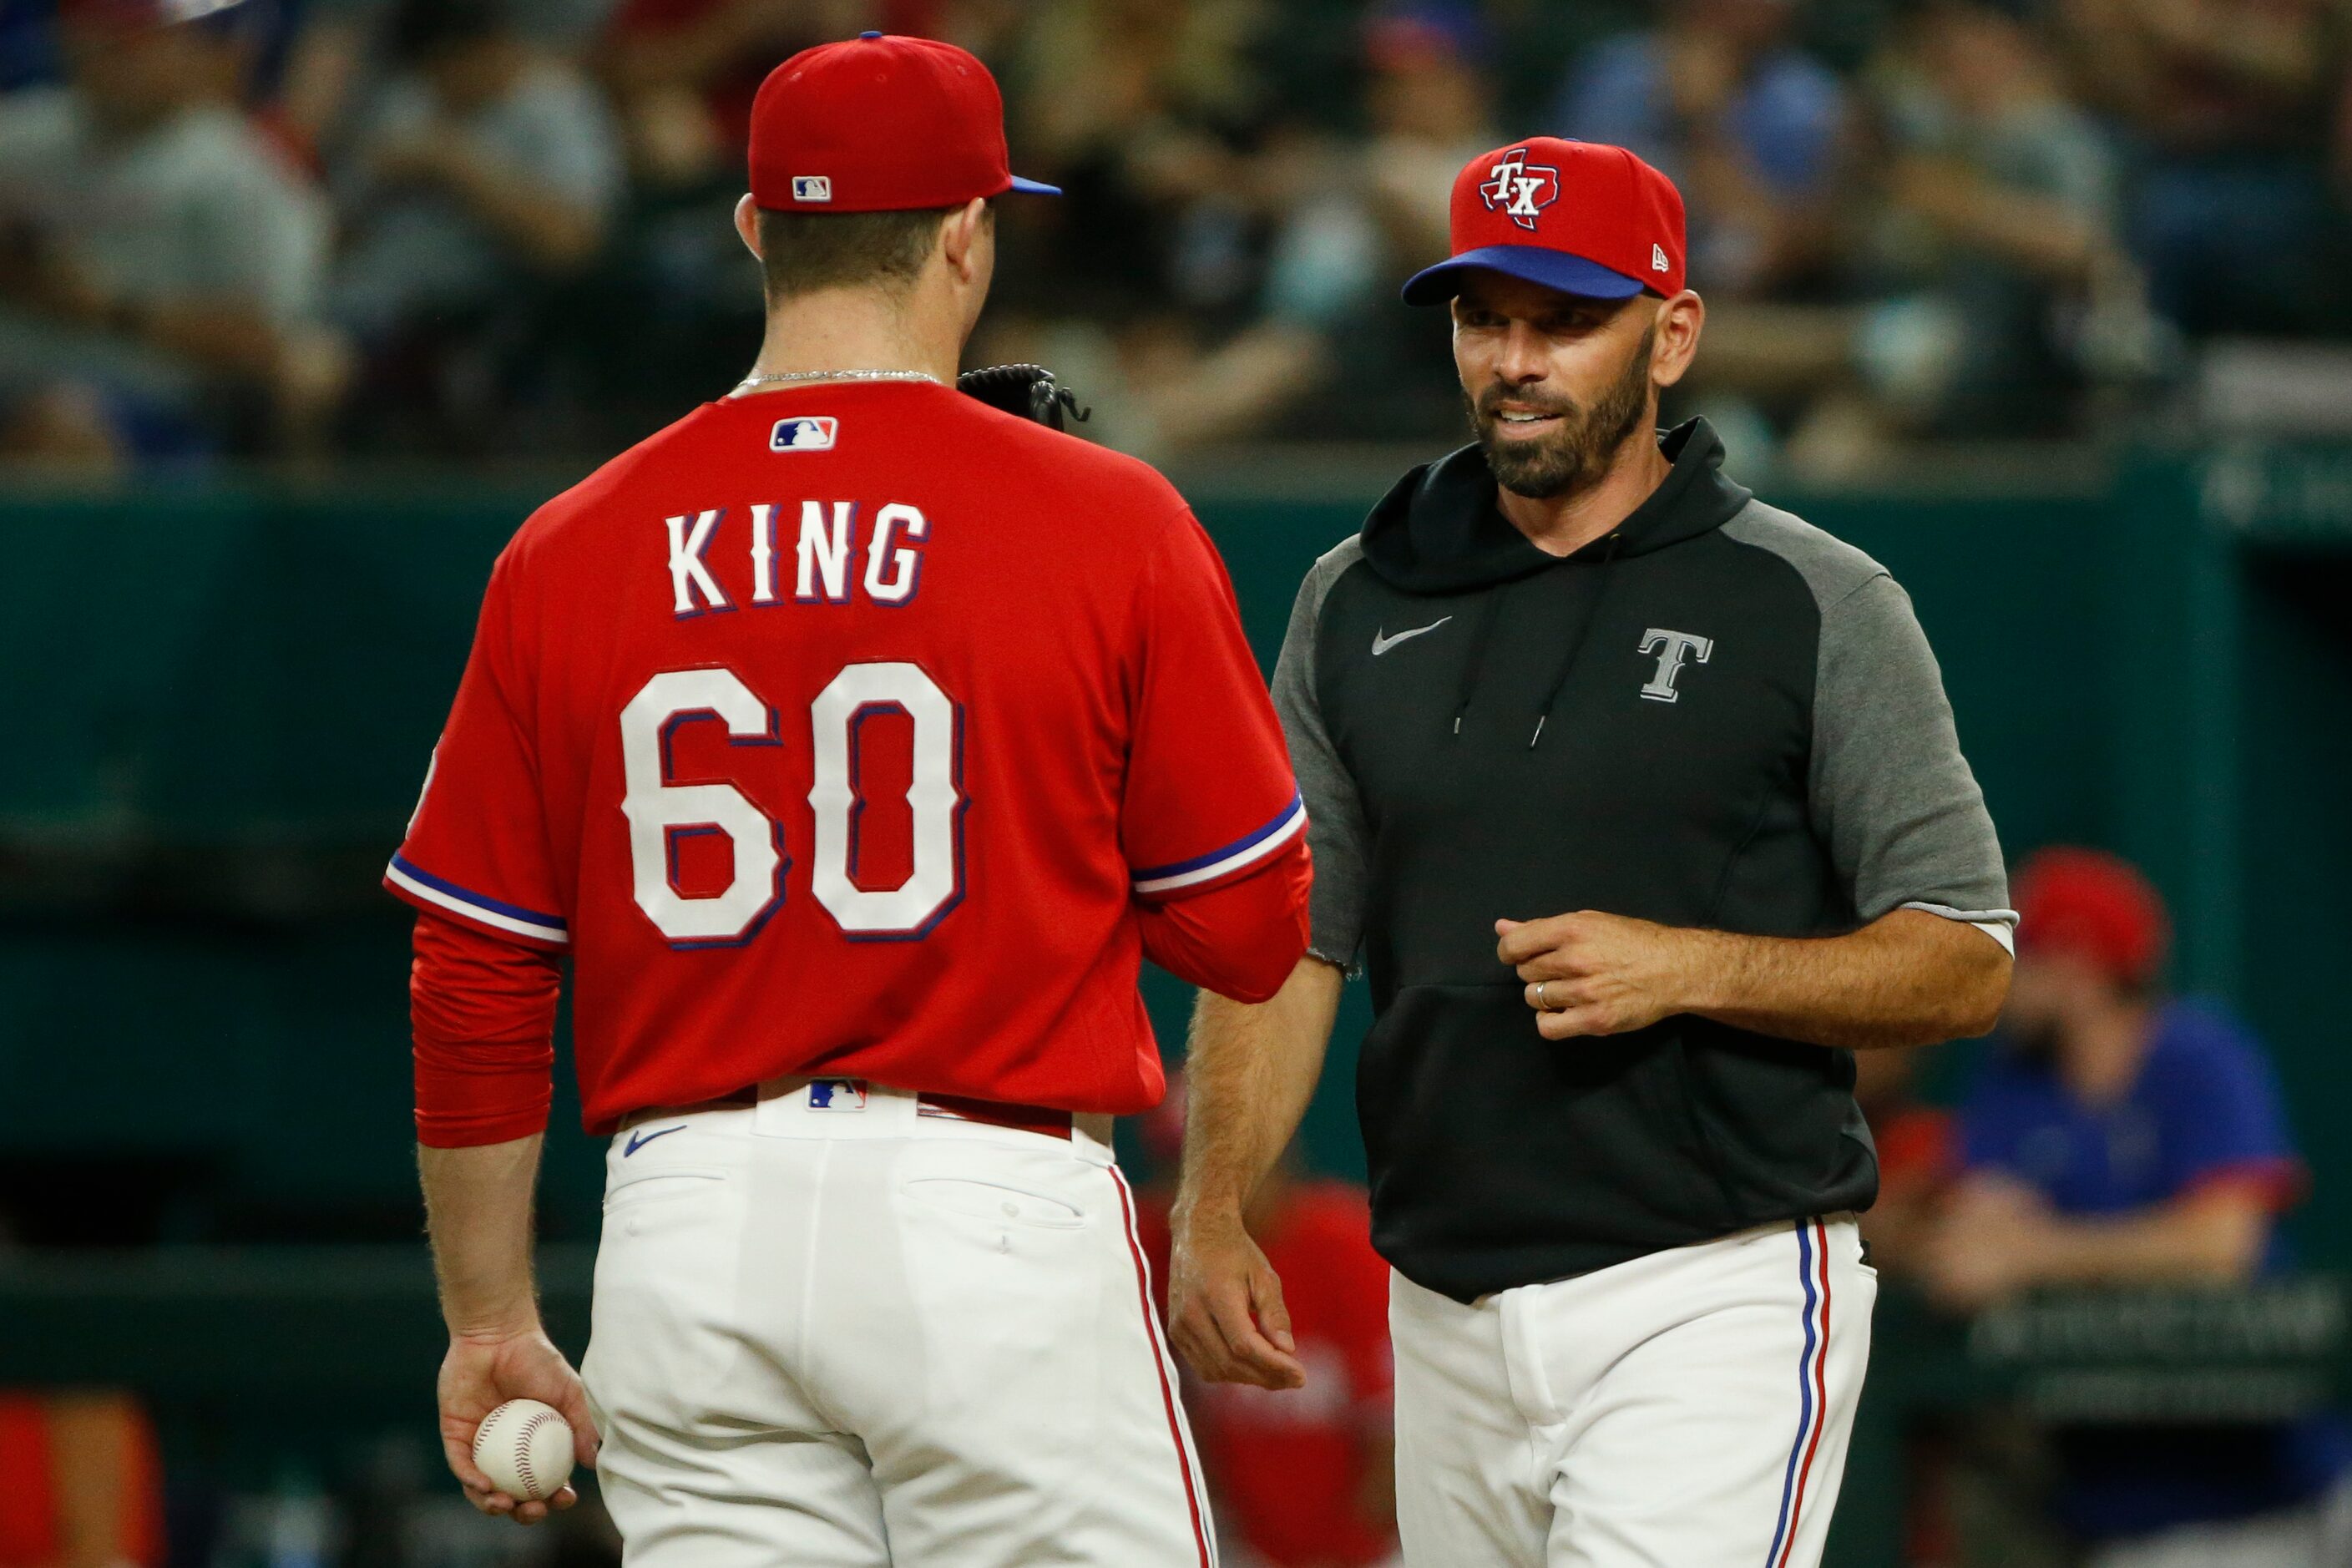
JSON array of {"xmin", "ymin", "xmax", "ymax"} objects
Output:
[
  {"xmin": 1403, "ymin": 138, "xmax": 1685, "ymax": 306},
  {"xmin": 2012, "ymin": 846, "xmax": 2171, "ymax": 988},
  {"xmin": 749, "ymin": 32, "xmax": 1060, "ymax": 214}
]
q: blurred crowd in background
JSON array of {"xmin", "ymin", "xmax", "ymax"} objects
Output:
[{"xmin": 2, "ymin": 0, "xmax": 2350, "ymax": 479}]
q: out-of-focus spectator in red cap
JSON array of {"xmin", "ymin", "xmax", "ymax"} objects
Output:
[
  {"xmin": 1930, "ymin": 845, "xmax": 2351, "ymax": 1558},
  {"xmin": 1930, "ymin": 845, "xmax": 2291, "ymax": 1311},
  {"xmin": 1133, "ymin": 1077, "xmax": 1401, "ymax": 1568},
  {"xmin": 0, "ymin": 0, "xmax": 339, "ymax": 471}
]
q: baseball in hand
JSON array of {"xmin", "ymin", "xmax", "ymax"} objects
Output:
[{"xmin": 471, "ymin": 1399, "xmax": 575, "ymax": 1500}]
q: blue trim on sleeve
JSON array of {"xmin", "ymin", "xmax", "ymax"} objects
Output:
[
  {"xmin": 389, "ymin": 854, "xmax": 568, "ymax": 932},
  {"xmin": 1130, "ymin": 793, "xmax": 1305, "ymax": 883}
]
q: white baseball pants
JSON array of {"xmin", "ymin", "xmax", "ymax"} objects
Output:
[
  {"xmin": 580, "ymin": 1080, "xmax": 1216, "ymax": 1568},
  {"xmin": 1390, "ymin": 1215, "xmax": 1874, "ymax": 1568}
]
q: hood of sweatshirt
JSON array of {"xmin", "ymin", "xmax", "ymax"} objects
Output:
[{"xmin": 1357, "ymin": 417, "xmax": 1753, "ymax": 594}]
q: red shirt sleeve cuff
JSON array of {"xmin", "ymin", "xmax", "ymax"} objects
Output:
[
  {"xmin": 2181, "ymin": 1156, "xmax": 2308, "ymax": 1213},
  {"xmin": 416, "ymin": 1099, "xmax": 554, "ymax": 1149}
]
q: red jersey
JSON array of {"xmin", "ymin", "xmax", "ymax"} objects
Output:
[{"xmin": 388, "ymin": 383, "xmax": 1304, "ymax": 1133}]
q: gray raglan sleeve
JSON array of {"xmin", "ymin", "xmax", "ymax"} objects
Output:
[
  {"xmin": 1272, "ymin": 540, "xmax": 1372, "ymax": 970},
  {"xmin": 1811, "ymin": 574, "xmax": 2017, "ymax": 950}
]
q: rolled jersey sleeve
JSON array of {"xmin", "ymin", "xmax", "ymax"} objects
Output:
[
  {"xmin": 410, "ymin": 909, "xmax": 561, "ymax": 1146},
  {"xmin": 1272, "ymin": 540, "xmax": 1372, "ymax": 971},
  {"xmin": 1120, "ymin": 513, "xmax": 1307, "ymax": 905},
  {"xmin": 1809, "ymin": 573, "xmax": 2016, "ymax": 951}
]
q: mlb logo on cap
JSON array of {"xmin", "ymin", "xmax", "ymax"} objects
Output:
[
  {"xmin": 1404, "ymin": 137, "xmax": 1686, "ymax": 305},
  {"xmin": 750, "ymin": 33, "xmax": 1060, "ymax": 214},
  {"xmin": 771, "ymin": 416, "xmax": 837, "ymax": 452},
  {"xmin": 807, "ymin": 1079, "xmax": 867, "ymax": 1110}
]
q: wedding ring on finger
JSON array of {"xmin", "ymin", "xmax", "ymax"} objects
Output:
[{"xmin": 1536, "ymin": 980, "xmax": 1553, "ymax": 1010}]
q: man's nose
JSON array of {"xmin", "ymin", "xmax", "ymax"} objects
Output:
[{"xmin": 1495, "ymin": 321, "xmax": 1550, "ymax": 384}]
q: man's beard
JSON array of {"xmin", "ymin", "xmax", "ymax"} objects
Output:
[{"xmin": 1468, "ymin": 325, "xmax": 1656, "ymax": 501}]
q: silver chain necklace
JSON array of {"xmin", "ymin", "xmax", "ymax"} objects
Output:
[{"xmin": 732, "ymin": 368, "xmax": 943, "ymax": 392}]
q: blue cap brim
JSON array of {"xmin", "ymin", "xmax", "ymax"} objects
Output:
[
  {"xmin": 1007, "ymin": 175, "xmax": 1062, "ymax": 196},
  {"xmin": 1401, "ymin": 245, "xmax": 1646, "ymax": 306}
]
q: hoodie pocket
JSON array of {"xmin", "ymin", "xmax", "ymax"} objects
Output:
[{"xmin": 1356, "ymin": 984, "xmax": 1740, "ymax": 1272}]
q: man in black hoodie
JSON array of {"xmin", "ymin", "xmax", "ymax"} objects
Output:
[{"xmin": 1166, "ymin": 138, "xmax": 2016, "ymax": 1566}]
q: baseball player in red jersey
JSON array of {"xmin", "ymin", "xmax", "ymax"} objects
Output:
[{"xmin": 387, "ymin": 33, "xmax": 1310, "ymax": 1567}]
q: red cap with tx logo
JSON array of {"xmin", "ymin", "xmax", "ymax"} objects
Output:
[
  {"xmin": 749, "ymin": 32, "xmax": 1060, "ymax": 214},
  {"xmin": 1402, "ymin": 137, "xmax": 1685, "ymax": 305}
]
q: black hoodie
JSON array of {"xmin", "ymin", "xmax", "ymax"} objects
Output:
[{"xmin": 1272, "ymin": 420, "xmax": 2012, "ymax": 1302}]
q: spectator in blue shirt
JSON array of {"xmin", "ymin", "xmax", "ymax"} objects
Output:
[
  {"xmin": 1930, "ymin": 846, "xmax": 2349, "ymax": 1561},
  {"xmin": 1548, "ymin": 0, "xmax": 1845, "ymax": 301}
]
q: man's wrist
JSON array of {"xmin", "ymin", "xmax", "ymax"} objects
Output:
[
  {"xmin": 448, "ymin": 1310, "xmax": 544, "ymax": 1343},
  {"xmin": 1671, "ymin": 925, "xmax": 1743, "ymax": 1016},
  {"xmin": 1170, "ymin": 1186, "xmax": 1248, "ymax": 1237}
]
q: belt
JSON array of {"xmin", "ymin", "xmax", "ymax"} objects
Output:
[{"xmin": 670, "ymin": 1083, "xmax": 1075, "ymax": 1141}]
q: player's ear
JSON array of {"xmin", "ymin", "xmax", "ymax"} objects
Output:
[
  {"xmin": 1651, "ymin": 290, "xmax": 1704, "ymax": 390},
  {"xmin": 734, "ymin": 194, "xmax": 762, "ymax": 261},
  {"xmin": 939, "ymin": 197, "xmax": 990, "ymax": 285}
]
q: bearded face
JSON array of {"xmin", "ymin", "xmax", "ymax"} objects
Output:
[{"xmin": 1467, "ymin": 321, "xmax": 1657, "ymax": 502}]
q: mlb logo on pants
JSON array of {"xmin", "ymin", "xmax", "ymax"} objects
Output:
[
  {"xmin": 807, "ymin": 1079, "xmax": 867, "ymax": 1111},
  {"xmin": 771, "ymin": 416, "xmax": 838, "ymax": 452}
]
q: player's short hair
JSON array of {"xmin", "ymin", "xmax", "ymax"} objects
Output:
[{"xmin": 753, "ymin": 203, "xmax": 989, "ymax": 302}]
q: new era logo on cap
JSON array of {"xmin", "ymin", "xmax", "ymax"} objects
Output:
[{"xmin": 792, "ymin": 175, "xmax": 832, "ymax": 202}]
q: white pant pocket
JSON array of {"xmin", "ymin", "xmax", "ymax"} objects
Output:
[
  {"xmin": 900, "ymin": 1175, "xmax": 1087, "ymax": 1230},
  {"xmin": 603, "ymin": 1167, "xmax": 728, "ymax": 1213}
]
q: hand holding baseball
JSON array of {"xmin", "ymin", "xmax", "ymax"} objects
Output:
[{"xmin": 438, "ymin": 1327, "xmax": 600, "ymax": 1524}]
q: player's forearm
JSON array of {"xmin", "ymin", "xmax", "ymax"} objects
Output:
[
  {"xmin": 2026, "ymin": 1192, "xmax": 2270, "ymax": 1290},
  {"xmin": 419, "ymin": 1135, "xmax": 546, "ymax": 1338},
  {"xmin": 1685, "ymin": 908, "xmax": 2010, "ymax": 1050},
  {"xmin": 1172, "ymin": 957, "xmax": 1343, "ymax": 1222}
]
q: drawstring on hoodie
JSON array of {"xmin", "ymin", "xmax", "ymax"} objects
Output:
[
  {"xmin": 1449, "ymin": 593, "xmax": 1507, "ymax": 736},
  {"xmin": 1528, "ymin": 530, "xmax": 1625, "ymax": 749},
  {"xmin": 1361, "ymin": 422, "xmax": 1752, "ymax": 747}
]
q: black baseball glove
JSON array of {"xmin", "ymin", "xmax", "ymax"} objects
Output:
[{"xmin": 956, "ymin": 363, "xmax": 1090, "ymax": 432}]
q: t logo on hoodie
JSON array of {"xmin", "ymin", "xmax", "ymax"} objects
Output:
[{"xmin": 1638, "ymin": 629, "xmax": 1713, "ymax": 703}]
